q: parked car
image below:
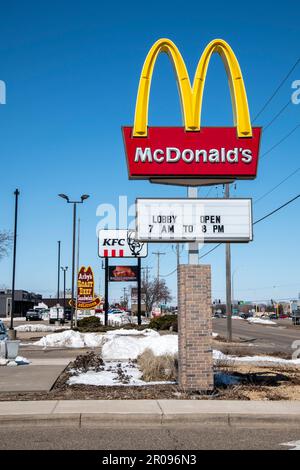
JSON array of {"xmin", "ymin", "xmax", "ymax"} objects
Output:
[
  {"xmin": 214, "ymin": 312, "xmax": 226, "ymax": 318},
  {"xmin": 0, "ymin": 320, "xmax": 8, "ymax": 341},
  {"xmin": 26, "ymin": 309, "xmax": 43, "ymax": 321}
]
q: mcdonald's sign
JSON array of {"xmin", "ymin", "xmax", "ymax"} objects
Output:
[{"xmin": 123, "ymin": 39, "xmax": 261, "ymax": 183}]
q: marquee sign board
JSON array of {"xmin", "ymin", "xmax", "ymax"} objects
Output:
[
  {"xmin": 98, "ymin": 229, "xmax": 148, "ymax": 258},
  {"xmin": 136, "ymin": 198, "xmax": 253, "ymax": 243}
]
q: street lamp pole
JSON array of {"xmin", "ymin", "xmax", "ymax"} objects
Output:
[
  {"xmin": 58, "ymin": 194, "xmax": 89, "ymax": 329},
  {"xmin": 10, "ymin": 189, "xmax": 20, "ymax": 336},
  {"xmin": 57, "ymin": 240, "xmax": 61, "ymax": 322}
]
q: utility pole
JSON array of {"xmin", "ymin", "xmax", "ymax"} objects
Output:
[
  {"xmin": 141, "ymin": 266, "xmax": 151, "ymax": 283},
  {"xmin": 152, "ymin": 251, "xmax": 165, "ymax": 282},
  {"xmin": 75, "ymin": 218, "xmax": 80, "ymax": 329},
  {"xmin": 10, "ymin": 188, "xmax": 20, "ymax": 338},
  {"xmin": 172, "ymin": 244, "xmax": 183, "ymax": 269},
  {"xmin": 225, "ymin": 183, "xmax": 232, "ymax": 342},
  {"xmin": 61, "ymin": 267, "xmax": 68, "ymax": 314},
  {"xmin": 122, "ymin": 287, "xmax": 127, "ymax": 307}
]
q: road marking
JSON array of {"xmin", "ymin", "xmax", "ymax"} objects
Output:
[{"xmin": 280, "ymin": 440, "xmax": 300, "ymax": 450}]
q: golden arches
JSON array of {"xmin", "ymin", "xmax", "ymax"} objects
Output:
[{"xmin": 133, "ymin": 38, "xmax": 252, "ymax": 138}]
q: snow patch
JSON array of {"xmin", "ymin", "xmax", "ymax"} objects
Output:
[
  {"xmin": 68, "ymin": 361, "xmax": 174, "ymax": 387},
  {"xmin": 247, "ymin": 317, "xmax": 276, "ymax": 325},
  {"xmin": 15, "ymin": 324, "xmax": 69, "ymax": 333}
]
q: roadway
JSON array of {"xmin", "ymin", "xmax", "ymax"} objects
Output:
[
  {"xmin": 0, "ymin": 425, "xmax": 299, "ymax": 450},
  {"xmin": 213, "ymin": 318, "xmax": 300, "ymax": 354}
]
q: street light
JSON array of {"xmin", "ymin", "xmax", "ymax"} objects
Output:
[
  {"xmin": 58, "ymin": 194, "xmax": 90, "ymax": 328},
  {"xmin": 10, "ymin": 189, "xmax": 20, "ymax": 338}
]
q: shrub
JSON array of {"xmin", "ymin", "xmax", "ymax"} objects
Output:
[
  {"xmin": 137, "ymin": 348, "xmax": 178, "ymax": 382},
  {"xmin": 148, "ymin": 314, "xmax": 178, "ymax": 332},
  {"xmin": 77, "ymin": 315, "xmax": 101, "ymax": 329},
  {"xmin": 71, "ymin": 351, "xmax": 104, "ymax": 373}
]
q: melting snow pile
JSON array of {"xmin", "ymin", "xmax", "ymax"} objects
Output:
[
  {"xmin": 15, "ymin": 324, "xmax": 69, "ymax": 333},
  {"xmin": 33, "ymin": 328, "xmax": 177, "ymax": 359},
  {"xmin": 34, "ymin": 330, "xmax": 104, "ymax": 348},
  {"xmin": 102, "ymin": 329, "xmax": 177, "ymax": 360},
  {"xmin": 247, "ymin": 317, "xmax": 276, "ymax": 325}
]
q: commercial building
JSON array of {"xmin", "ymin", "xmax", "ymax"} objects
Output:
[{"xmin": 0, "ymin": 289, "xmax": 42, "ymax": 318}]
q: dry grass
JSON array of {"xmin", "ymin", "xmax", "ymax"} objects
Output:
[{"xmin": 137, "ymin": 348, "xmax": 178, "ymax": 382}]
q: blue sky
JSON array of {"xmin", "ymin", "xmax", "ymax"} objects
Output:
[{"xmin": 0, "ymin": 0, "xmax": 299, "ymax": 304}]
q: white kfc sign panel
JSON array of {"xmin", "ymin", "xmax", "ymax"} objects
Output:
[{"xmin": 98, "ymin": 230, "xmax": 148, "ymax": 258}]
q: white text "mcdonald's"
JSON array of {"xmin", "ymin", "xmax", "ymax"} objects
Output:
[{"xmin": 134, "ymin": 147, "xmax": 253, "ymax": 164}]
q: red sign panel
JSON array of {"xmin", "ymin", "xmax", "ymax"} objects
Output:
[
  {"xmin": 123, "ymin": 127, "xmax": 262, "ymax": 180},
  {"xmin": 109, "ymin": 266, "xmax": 139, "ymax": 282}
]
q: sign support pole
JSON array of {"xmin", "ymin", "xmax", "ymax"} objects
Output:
[
  {"xmin": 137, "ymin": 257, "xmax": 142, "ymax": 326},
  {"xmin": 225, "ymin": 183, "xmax": 232, "ymax": 342},
  {"xmin": 187, "ymin": 187, "xmax": 198, "ymax": 264},
  {"xmin": 104, "ymin": 258, "xmax": 109, "ymax": 326}
]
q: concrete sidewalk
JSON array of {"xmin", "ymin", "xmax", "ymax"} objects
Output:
[
  {"xmin": 1, "ymin": 400, "xmax": 300, "ymax": 428},
  {"xmin": 0, "ymin": 359, "xmax": 70, "ymax": 392}
]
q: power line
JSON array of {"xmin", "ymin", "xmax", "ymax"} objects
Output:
[
  {"xmin": 262, "ymin": 100, "xmax": 291, "ymax": 132},
  {"xmin": 253, "ymin": 192, "xmax": 300, "ymax": 225},
  {"xmin": 254, "ymin": 166, "xmax": 300, "ymax": 205},
  {"xmin": 252, "ymin": 58, "xmax": 300, "ymax": 123},
  {"xmin": 199, "ymin": 192, "xmax": 300, "ymax": 260},
  {"xmin": 260, "ymin": 123, "xmax": 300, "ymax": 160}
]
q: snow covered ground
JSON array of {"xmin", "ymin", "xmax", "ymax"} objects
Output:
[
  {"xmin": 213, "ymin": 349, "xmax": 300, "ymax": 366},
  {"xmin": 68, "ymin": 361, "xmax": 174, "ymax": 387}
]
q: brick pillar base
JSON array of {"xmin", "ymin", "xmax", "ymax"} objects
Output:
[{"xmin": 178, "ymin": 264, "xmax": 213, "ymax": 392}]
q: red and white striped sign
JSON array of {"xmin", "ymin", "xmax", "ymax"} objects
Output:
[{"xmin": 98, "ymin": 230, "xmax": 148, "ymax": 258}]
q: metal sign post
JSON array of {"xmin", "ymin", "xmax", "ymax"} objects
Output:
[
  {"xmin": 187, "ymin": 187, "xmax": 198, "ymax": 265},
  {"xmin": 137, "ymin": 258, "xmax": 142, "ymax": 326},
  {"xmin": 104, "ymin": 258, "xmax": 109, "ymax": 326}
]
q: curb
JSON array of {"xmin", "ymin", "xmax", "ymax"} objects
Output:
[{"xmin": 1, "ymin": 400, "xmax": 300, "ymax": 428}]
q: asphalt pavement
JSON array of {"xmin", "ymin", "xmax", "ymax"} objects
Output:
[
  {"xmin": 0, "ymin": 425, "xmax": 299, "ymax": 450},
  {"xmin": 213, "ymin": 318, "xmax": 300, "ymax": 354}
]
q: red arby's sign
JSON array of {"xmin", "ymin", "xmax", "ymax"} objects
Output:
[{"xmin": 123, "ymin": 127, "xmax": 262, "ymax": 180}]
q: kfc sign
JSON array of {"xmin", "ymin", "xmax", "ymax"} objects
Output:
[
  {"xmin": 123, "ymin": 38, "xmax": 261, "ymax": 182},
  {"xmin": 98, "ymin": 229, "xmax": 148, "ymax": 258}
]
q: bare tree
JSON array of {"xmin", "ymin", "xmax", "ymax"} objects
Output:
[
  {"xmin": 141, "ymin": 278, "xmax": 172, "ymax": 315},
  {"xmin": 0, "ymin": 230, "xmax": 13, "ymax": 260}
]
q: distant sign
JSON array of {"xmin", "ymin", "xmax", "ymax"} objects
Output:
[
  {"xmin": 109, "ymin": 265, "xmax": 139, "ymax": 282},
  {"xmin": 71, "ymin": 266, "xmax": 100, "ymax": 309},
  {"xmin": 136, "ymin": 198, "xmax": 252, "ymax": 243},
  {"xmin": 98, "ymin": 229, "xmax": 148, "ymax": 258}
]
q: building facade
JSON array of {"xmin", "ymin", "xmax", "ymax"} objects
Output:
[{"xmin": 0, "ymin": 289, "xmax": 42, "ymax": 318}]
